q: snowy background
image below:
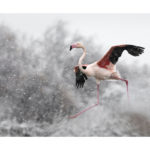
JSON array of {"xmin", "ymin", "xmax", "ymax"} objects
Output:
[{"xmin": 0, "ymin": 14, "xmax": 149, "ymax": 136}]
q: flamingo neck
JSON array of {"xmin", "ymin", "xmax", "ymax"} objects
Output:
[{"xmin": 78, "ymin": 47, "xmax": 87, "ymax": 74}]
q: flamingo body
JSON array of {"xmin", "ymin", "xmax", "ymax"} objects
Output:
[
  {"xmin": 87, "ymin": 62, "xmax": 114, "ymax": 80},
  {"xmin": 69, "ymin": 43, "xmax": 144, "ymax": 118}
]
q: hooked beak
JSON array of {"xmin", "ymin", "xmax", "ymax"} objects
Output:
[{"xmin": 69, "ymin": 44, "xmax": 77, "ymax": 51}]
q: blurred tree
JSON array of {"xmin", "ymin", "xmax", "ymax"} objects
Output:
[{"xmin": 0, "ymin": 21, "xmax": 148, "ymax": 126}]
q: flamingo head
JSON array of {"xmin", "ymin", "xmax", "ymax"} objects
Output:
[{"xmin": 70, "ymin": 42, "xmax": 84, "ymax": 51}]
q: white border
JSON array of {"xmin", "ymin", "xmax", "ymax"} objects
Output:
[
  {"xmin": 0, "ymin": 137, "xmax": 149, "ymax": 150},
  {"xmin": 0, "ymin": 0, "xmax": 150, "ymax": 150},
  {"xmin": 0, "ymin": 0, "xmax": 149, "ymax": 13}
]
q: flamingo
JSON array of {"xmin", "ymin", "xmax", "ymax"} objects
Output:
[{"xmin": 69, "ymin": 43, "xmax": 144, "ymax": 118}]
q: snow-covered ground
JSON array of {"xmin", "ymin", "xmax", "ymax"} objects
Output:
[{"xmin": 1, "ymin": 81, "xmax": 150, "ymax": 137}]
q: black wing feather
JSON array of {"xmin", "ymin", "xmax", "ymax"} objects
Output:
[
  {"xmin": 109, "ymin": 45, "xmax": 144, "ymax": 64},
  {"xmin": 75, "ymin": 67, "xmax": 88, "ymax": 88}
]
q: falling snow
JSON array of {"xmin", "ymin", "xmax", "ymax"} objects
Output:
[{"xmin": 0, "ymin": 22, "xmax": 149, "ymax": 136}]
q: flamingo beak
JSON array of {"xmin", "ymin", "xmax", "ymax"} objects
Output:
[{"xmin": 70, "ymin": 44, "xmax": 77, "ymax": 51}]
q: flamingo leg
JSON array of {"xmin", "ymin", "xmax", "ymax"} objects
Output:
[
  {"xmin": 118, "ymin": 78, "xmax": 129, "ymax": 100},
  {"xmin": 69, "ymin": 84, "xmax": 100, "ymax": 119}
]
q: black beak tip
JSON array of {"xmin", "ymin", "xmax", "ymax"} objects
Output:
[{"xmin": 70, "ymin": 45, "xmax": 72, "ymax": 51}]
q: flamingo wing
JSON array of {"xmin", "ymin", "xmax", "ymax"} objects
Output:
[
  {"xmin": 74, "ymin": 65, "xmax": 88, "ymax": 88},
  {"xmin": 97, "ymin": 44, "xmax": 144, "ymax": 70}
]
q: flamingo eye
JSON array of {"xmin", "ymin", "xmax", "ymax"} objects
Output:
[{"xmin": 82, "ymin": 66, "xmax": 87, "ymax": 69}]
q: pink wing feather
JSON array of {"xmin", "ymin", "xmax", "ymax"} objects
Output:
[{"xmin": 97, "ymin": 46, "xmax": 115, "ymax": 70}]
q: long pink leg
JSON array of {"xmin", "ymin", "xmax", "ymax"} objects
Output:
[
  {"xmin": 69, "ymin": 84, "xmax": 100, "ymax": 119},
  {"xmin": 118, "ymin": 78, "xmax": 129, "ymax": 100}
]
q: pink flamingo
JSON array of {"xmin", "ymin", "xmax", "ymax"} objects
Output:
[{"xmin": 69, "ymin": 43, "xmax": 144, "ymax": 118}]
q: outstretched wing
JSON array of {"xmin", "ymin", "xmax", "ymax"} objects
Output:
[
  {"xmin": 74, "ymin": 65, "xmax": 88, "ymax": 88},
  {"xmin": 97, "ymin": 44, "xmax": 144, "ymax": 70}
]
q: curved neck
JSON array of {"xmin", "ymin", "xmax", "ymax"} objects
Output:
[{"xmin": 78, "ymin": 46, "xmax": 87, "ymax": 74}]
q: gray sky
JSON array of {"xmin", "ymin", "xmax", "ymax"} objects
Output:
[{"xmin": 0, "ymin": 14, "xmax": 149, "ymax": 65}]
